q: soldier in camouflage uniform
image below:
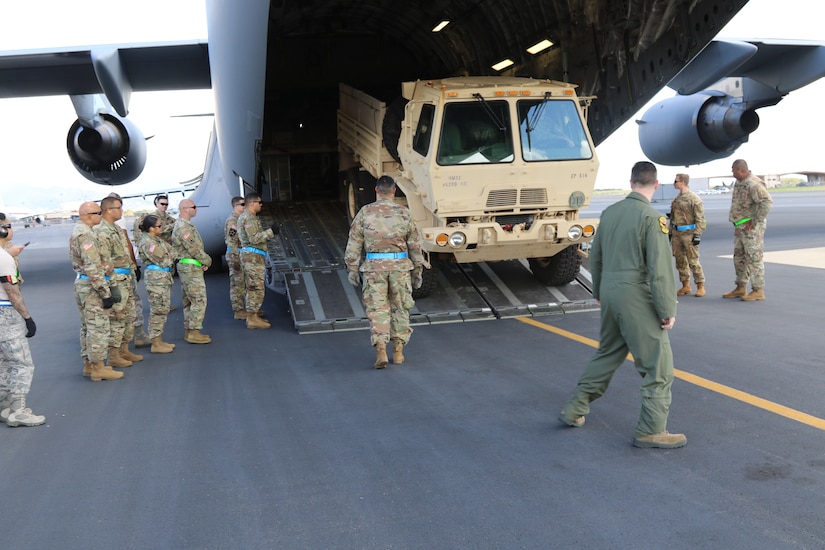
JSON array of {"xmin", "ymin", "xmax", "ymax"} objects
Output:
[
  {"xmin": 559, "ymin": 162, "xmax": 686, "ymax": 449},
  {"xmin": 97, "ymin": 196, "xmax": 144, "ymax": 368},
  {"xmin": 237, "ymin": 192, "xmax": 275, "ymax": 330},
  {"xmin": 172, "ymin": 199, "xmax": 212, "ymax": 343},
  {"xmin": 138, "ymin": 215, "xmax": 177, "ymax": 353},
  {"xmin": 724, "ymin": 159, "xmax": 773, "ymax": 301},
  {"xmin": 670, "ymin": 173, "xmax": 707, "ymax": 297},
  {"xmin": 0, "ymin": 213, "xmax": 24, "ymax": 284},
  {"xmin": 224, "ymin": 196, "xmax": 247, "ymax": 320},
  {"xmin": 0, "ymin": 219, "xmax": 45, "ymax": 426},
  {"xmin": 70, "ymin": 202, "xmax": 123, "ymax": 381},
  {"xmin": 345, "ymin": 176, "xmax": 425, "ymax": 369}
]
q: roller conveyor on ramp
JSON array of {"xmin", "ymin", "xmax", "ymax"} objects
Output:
[
  {"xmin": 281, "ymin": 260, "xmax": 597, "ymax": 334},
  {"xmin": 260, "ymin": 201, "xmax": 597, "ymax": 334}
]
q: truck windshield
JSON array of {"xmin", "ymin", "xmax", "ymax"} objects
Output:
[
  {"xmin": 518, "ymin": 99, "xmax": 592, "ymax": 161},
  {"xmin": 437, "ymin": 101, "xmax": 513, "ymax": 165}
]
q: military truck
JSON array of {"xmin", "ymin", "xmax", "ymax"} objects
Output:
[{"xmin": 338, "ymin": 77, "xmax": 599, "ymax": 296}]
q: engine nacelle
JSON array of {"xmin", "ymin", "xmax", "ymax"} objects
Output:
[
  {"xmin": 66, "ymin": 112, "xmax": 147, "ymax": 185},
  {"xmin": 638, "ymin": 92, "xmax": 759, "ymax": 166}
]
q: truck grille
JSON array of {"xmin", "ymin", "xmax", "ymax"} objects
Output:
[{"xmin": 486, "ymin": 188, "xmax": 547, "ymax": 208}]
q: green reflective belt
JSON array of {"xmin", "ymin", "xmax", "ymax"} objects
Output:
[
  {"xmin": 179, "ymin": 258, "xmax": 203, "ymax": 267},
  {"xmin": 733, "ymin": 217, "xmax": 752, "ymax": 226}
]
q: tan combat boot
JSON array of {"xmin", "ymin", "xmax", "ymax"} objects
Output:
[
  {"xmin": 90, "ymin": 361, "xmax": 124, "ymax": 381},
  {"xmin": 185, "ymin": 329, "xmax": 212, "ymax": 344},
  {"xmin": 120, "ymin": 342, "xmax": 144, "ymax": 362},
  {"xmin": 676, "ymin": 280, "xmax": 692, "ymax": 296},
  {"xmin": 741, "ymin": 288, "xmax": 765, "ymax": 301},
  {"xmin": 374, "ymin": 342, "xmax": 388, "ymax": 369},
  {"xmin": 151, "ymin": 336, "xmax": 175, "ymax": 354},
  {"xmin": 392, "ymin": 339, "xmax": 405, "ymax": 364},
  {"xmin": 722, "ymin": 285, "xmax": 747, "ymax": 299},
  {"xmin": 695, "ymin": 282, "xmax": 706, "ymax": 297},
  {"xmin": 246, "ymin": 313, "xmax": 271, "ymax": 330},
  {"xmin": 108, "ymin": 346, "xmax": 132, "ymax": 368},
  {"xmin": 233, "ymin": 310, "xmax": 250, "ymax": 320},
  {"xmin": 632, "ymin": 431, "xmax": 687, "ymax": 449},
  {"xmin": 83, "ymin": 359, "xmax": 92, "ymax": 378}
]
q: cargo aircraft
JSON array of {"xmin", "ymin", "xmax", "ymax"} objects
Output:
[{"xmin": 1, "ymin": 0, "xmax": 823, "ymax": 262}]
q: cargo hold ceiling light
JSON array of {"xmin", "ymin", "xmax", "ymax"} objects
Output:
[
  {"xmin": 492, "ymin": 59, "xmax": 514, "ymax": 71},
  {"xmin": 527, "ymin": 39, "xmax": 554, "ymax": 55},
  {"xmin": 432, "ymin": 20, "xmax": 450, "ymax": 32}
]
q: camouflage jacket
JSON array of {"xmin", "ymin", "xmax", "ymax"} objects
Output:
[
  {"xmin": 729, "ymin": 174, "xmax": 772, "ymax": 224},
  {"xmin": 95, "ymin": 218, "xmax": 133, "ymax": 270},
  {"xmin": 172, "ymin": 218, "xmax": 212, "ymax": 267},
  {"xmin": 133, "ymin": 208, "xmax": 175, "ymax": 246},
  {"xmin": 237, "ymin": 210, "xmax": 273, "ymax": 250},
  {"xmin": 138, "ymin": 233, "xmax": 176, "ymax": 269},
  {"xmin": 70, "ymin": 222, "xmax": 112, "ymax": 297},
  {"xmin": 669, "ymin": 190, "xmax": 707, "ymax": 234},
  {"xmin": 345, "ymin": 197, "xmax": 424, "ymax": 272},
  {"xmin": 224, "ymin": 213, "xmax": 241, "ymax": 252}
]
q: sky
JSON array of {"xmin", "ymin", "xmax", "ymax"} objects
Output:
[{"xmin": 0, "ymin": 0, "xmax": 822, "ymax": 212}]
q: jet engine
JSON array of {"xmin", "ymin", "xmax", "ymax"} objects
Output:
[
  {"xmin": 66, "ymin": 112, "xmax": 147, "ymax": 185},
  {"xmin": 637, "ymin": 92, "xmax": 760, "ymax": 166}
]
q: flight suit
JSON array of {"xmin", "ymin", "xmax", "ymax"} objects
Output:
[{"xmin": 561, "ymin": 192, "xmax": 677, "ymax": 437}]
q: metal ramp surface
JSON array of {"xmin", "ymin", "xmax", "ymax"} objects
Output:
[
  {"xmin": 260, "ymin": 200, "xmax": 597, "ymax": 334},
  {"xmin": 282, "ymin": 259, "xmax": 597, "ymax": 334}
]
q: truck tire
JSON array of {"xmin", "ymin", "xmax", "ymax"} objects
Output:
[
  {"xmin": 412, "ymin": 261, "xmax": 437, "ymax": 299},
  {"xmin": 528, "ymin": 246, "xmax": 582, "ymax": 286},
  {"xmin": 382, "ymin": 97, "xmax": 409, "ymax": 164}
]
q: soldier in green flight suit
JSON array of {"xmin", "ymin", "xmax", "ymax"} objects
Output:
[{"xmin": 559, "ymin": 161, "xmax": 686, "ymax": 449}]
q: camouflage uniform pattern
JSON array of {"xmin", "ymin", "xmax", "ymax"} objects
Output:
[
  {"xmin": 70, "ymin": 222, "xmax": 113, "ymax": 362},
  {"xmin": 225, "ymin": 213, "xmax": 246, "ymax": 312},
  {"xmin": 561, "ymin": 192, "xmax": 677, "ymax": 437},
  {"xmin": 729, "ymin": 174, "xmax": 773, "ymax": 289},
  {"xmin": 345, "ymin": 197, "xmax": 424, "ymax": 346},
  {"xmin": 670, "ymin": 189, "xmax": 706, "ymax": 284},
  {"xmin": 95, "ymin": 219, "xmax": 135, "ymax": 348},
  {"xmin": 138, "ymin": 234, "xmax": 176, "ymax": 338},
  {"xmin": 0, "ymin": 250, "xmax": 34, "ymax": 395},
  {"xmin": 237, "ymin": 210, "xmax": 273, "ymax": 313},
  {"xmin": 0, "ymin": 308, "xmax": 34, "ymax": 396},
  {"xmin": 172, "ymin": 218, "xmax": 211, "ymax": 330},
  {"xmin": 133, "ymin": 209, "xmax": 176, "ymax": 245}
]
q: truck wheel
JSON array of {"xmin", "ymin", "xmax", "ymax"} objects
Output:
[
  {"xmin": 528, "ymin": 246, "xmax": 582, "ymax": 286},
  {"xmin": 412, "ymin": 263, "xmax": 437, "ymax": 299},
  {"xmin": 345, "ymin": 169, "xmax": 365, "ymax": 223}
]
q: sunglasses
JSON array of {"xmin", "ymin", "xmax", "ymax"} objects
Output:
[{"xmin": 158, "ymin": 202, "xmax": 169, "ymax": 206}]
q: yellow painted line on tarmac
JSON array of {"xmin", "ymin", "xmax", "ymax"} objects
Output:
[{"xmin": 517, "ymin": 316, "xmax": 825, "ymax": 431}]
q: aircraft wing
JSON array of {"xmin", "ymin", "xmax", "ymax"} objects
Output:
[
  {"xmin": 0, "ymin": 40, "xmax": 210, "ymax": 116},
  {"xmin": 668, "ymin": 38, "xmax": 825, "ymax": 96}
]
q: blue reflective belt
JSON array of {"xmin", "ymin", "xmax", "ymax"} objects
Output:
[
  {"xmin": 366, "ymin": 252, "xmax": 407, "ymax": 260},
  {"xmin": 0, "ymin": 300, "xmax": 11, "ymax": 306},
  {"xmin": 113, "ymin": 267, "xmax": 132, "ymax": 275},
  {"xmin": 76, "ymin": 274, "xmax": 110, "ymax": 281},
  {"xmin": 145, "ymin": 265, "xmax": 171, "ymax": 272},
  {"xmin": 226, "ymin": 247, "xmax": 236, "ymax": 254},
  {"xmin": 675, "ymin": 224, "xmax": 696, "ymax": 231},
  {"xmin": 241, "ymin": 246, "xmax": 267, "ymax": 256}
]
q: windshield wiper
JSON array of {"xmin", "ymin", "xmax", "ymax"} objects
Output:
[
  {"xmin": 472, "ymin": 93, "xmax": 506, "ymax": 132},
  {"xmin": 524, "ymin": 92, "xmax": 551, "ymax": 151}
]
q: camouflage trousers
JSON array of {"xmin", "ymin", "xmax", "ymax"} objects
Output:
[
  {"xmin": 227, "ymin": 251, "xmax": 246, "ymax": 312},
  {"xmin": 671, "ymin": 231, "xmax": 704, "ymax": 283},
  {"xmin": 0, "ymin": 307, "xmax": 35, "ymax": 396},
  {"xmin": 108, "ymin": 273, "xmax": 136, "ymax": 348},
  {"xmin": 178, "ymin": 263, "xmax": 207, "ymax": 330},
  {"xmin": 733, "ymin": 222, "xmax": 766, "ymax": 289},
  {"xmin": 74, "ymin": 280, "xmax": 111, "ymax": 362},
  {"xmin": 362, "ymin": 270, "xmax": 415, "ymax": 346},
  {"xmin": 240, "ymin": 251, "xmax": 265, "ymax": 313},
  {"xmin": 144, "ymin": 271, "xmax": 172, "ymax": 338},
  {"xmin": 132, "ymin": 272, "xmax": 144, "ymax": 327}
]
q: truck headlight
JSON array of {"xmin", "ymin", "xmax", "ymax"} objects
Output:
[
  {"xmin": 582, "ymin": 225, "xmax": 595, "ymax": 238},
  {"xmin": 449, "ymin": 232, "xmax": 466, "ymax": 248},
  {"xmin": 567, "ymin": 225, "xmax": 583, "ymax": 240}
]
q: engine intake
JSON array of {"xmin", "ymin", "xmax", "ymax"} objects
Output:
[{"xmin": 67, "ymin": 112, "xmax": 147, "ymax": 185}]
